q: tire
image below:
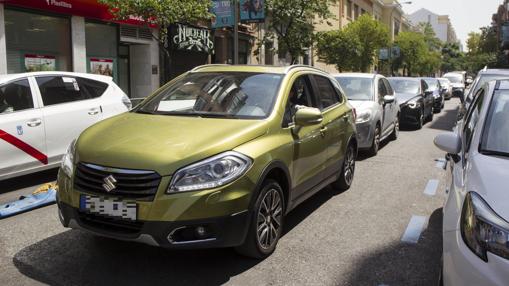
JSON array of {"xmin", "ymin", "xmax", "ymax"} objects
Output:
[
  {"xmin": 415, "ymin": 110, "xmax": 424, "ymax": 130},
  {"xmin": 367, "ymin": 125, "xmax": 381, "ymax": 156},
  {"xmin": 332, "ymin": 142, "xmax": 356, "ymax": 191},
  {"xmin": 389, "ymin": 116, "xmax": 399, "ymax": 141},
  {"xmin": 236, "ymin": 180, "xmax": 284, "ymax": 259},
  {"xmin": 427, "ymin": 108, "xmax": 434, "ymax": 122}
]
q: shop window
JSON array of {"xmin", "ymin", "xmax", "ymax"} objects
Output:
[
  {"xmin": 5, "ymin": 9, "xmax": 71, "ymax": 73},
  {"xmin": 86, "ymin": 22, "xmax": 118, "ymax": 81},
  {"xmin": 0, "ymin": 79, "xmax": 34, "ymax": 114}
]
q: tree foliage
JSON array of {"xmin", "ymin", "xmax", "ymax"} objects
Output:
[
  {"xmin": 264, "ymin": 0, "xmax": 336, "ymax": 64},
  {"xmin": 316, "ymin": 14, "xmax": 389, "ymax": 72},
  {"xmin": 394, "ymin": 31, "xmax": 427, "ymax": 76},
  {"xmin": 98, "ymin": 0, "xmax": 212, "ymax": 50}
]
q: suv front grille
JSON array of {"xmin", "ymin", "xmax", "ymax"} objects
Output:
[{"xmin": 74, "ymin": 163, "xmax": 161, "ymax": 200}]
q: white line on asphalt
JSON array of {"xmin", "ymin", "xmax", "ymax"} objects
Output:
[
  {"xmin": 423, "ymin": 179, "xmax": 439, "ymax": 196},
  {"xmin": 401, "ymin": 215, "xmax": 428, "ymax": 244}
]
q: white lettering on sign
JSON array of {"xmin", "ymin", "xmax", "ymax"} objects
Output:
[
  {"xmin": 173, "ymin": 24, "xmax": 214, "ymax": 53},
  {"xmin": 46, "ymin": 0, "xmax": 73, "ymax": 9}
]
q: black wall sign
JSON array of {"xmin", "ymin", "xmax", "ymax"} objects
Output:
[{"xmin": 169, "ymin": 23, "xmax": 214, "ymax": 54}]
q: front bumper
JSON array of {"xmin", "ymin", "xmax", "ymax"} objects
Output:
[
  {"xmin": 399, "ymin": 105, "xmax": 421, "ymax": 125},
  {"xmin": 355, "ymin": 121, "xmax": 374, "ymax": 149},
  {"xmin": 57, "ymin": 165, "xmax": 255, "ymax": 248},
  {"xmin": 443, "ymin": 230, "xmax": 509, "ymax": 286}
]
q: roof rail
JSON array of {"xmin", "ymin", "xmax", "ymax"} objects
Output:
[
  {"xmin": 283, "ymin": 65, "xmax": 327, "ymax": 74},
  {"xmin": 191, "ymin": 64, "xmax": 231, "ymax": 72}
]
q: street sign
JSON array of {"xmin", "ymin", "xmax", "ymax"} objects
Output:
[
  {"xmin": 391, "ymin": 46, "xmax": 401, "ymax": 58},
  {"xmin": 379, "ymin": 48, "xmax": 389, "ymax": 60}
]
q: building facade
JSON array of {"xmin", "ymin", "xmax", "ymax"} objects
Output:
[
  {"xmin": 0, "ymin": 0, "xmax": 161, "ymax": 99},
  {"xmin": 408, "ymin": 8, "xmax": 458, "ymax": 44}
]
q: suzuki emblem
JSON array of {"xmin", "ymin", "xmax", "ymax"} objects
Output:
[{"xmin": 102, "ymin": 175, "xmax": 117, "ymax": 192}]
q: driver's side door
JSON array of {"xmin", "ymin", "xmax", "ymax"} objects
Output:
[{"xmin": 285, "ymin": 74, "xmax": 327, "ymax": 200}]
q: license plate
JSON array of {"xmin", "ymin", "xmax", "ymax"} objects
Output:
[{"xmin": 80, "ymin": 195, "xmax": 137, "ymax": 221}]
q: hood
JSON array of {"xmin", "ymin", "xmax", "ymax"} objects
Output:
[
  {"xmin": 395, "ymin": 92, "xmax": 419, "ymax": 105},
  {"xmin": 467, "ymin": 153, "xmax": 509, "ymax": 219},
  {"xmin": 76, "ymin": 112, "xmax": 268, "ymax": 176},
  {"xmin": 348, "ymin": 100, "xmax": 376, "ymax": 112}
]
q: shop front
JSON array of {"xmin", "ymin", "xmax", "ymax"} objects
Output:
[{"xmin": 0, "ymin": 0, "xmax": 160, "ymax": 99}]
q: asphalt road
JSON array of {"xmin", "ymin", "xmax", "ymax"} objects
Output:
[{"xmin": 0, "ymin": 98, "xmax": 460, "ymax": 286}]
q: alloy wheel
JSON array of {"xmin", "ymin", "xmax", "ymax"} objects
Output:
[
  {"xmin": 256, "ymin": 188, "xmax": 283, "ymax": 250},
  {"xmin": 343, "ymin": 146, "xmax": 355, "ymax": 186}
]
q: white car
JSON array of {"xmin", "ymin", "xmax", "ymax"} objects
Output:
[
  {"xmin": 434, "ymin": 79, "xmax": 509, "ymax": 285},
  {"xmin": 334, "ymin": 73, "xmax": 400, "ymax": 156},
  {"xmin": 0, "ymin": 72, "xmax": 131, "ymax": 180}
]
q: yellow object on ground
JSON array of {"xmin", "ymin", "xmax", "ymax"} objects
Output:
[{"xmin": 33, "ymin": 183, "xmax": 58, "ymax": 195}]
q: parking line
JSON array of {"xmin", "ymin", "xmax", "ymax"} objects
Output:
[
  {"xmin": 423, "ymin": 179, "xmax": 439, "ymax": 196},
  {"xmin": 401, "ymin": 215, "xmax": 428, "ymax": 244}
]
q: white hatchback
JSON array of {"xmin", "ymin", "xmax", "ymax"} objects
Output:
[
  {"xmin": 0, "ymin": 72, "xmax": 131, "ymax": 180},
  {"xmin": 435, "ymin": 79, "xmax": 509, "ymax": 285}
]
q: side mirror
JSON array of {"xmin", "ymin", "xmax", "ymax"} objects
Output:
[
  {"xmin": 434, "ymin": 132, "xmax": 461, "ymax": 155},
  {"xmin": 294, "ymin": 107, "xmax": 323, "ymax": 126},
  {"xmin": 383, "ymin": 95, "xmax": 395, "ymax": 104}
]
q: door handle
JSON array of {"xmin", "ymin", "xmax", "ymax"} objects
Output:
[
  {"xmin": 26, "ymin": 118, "xmax": 42, "ymax": 127},
  {"xmin": 320, "ymin": 126, "xmax": 328, "ymax": 137},
  {"xmin": 88, "ymin": 108, "xmax": 100, "ymax": 115}
]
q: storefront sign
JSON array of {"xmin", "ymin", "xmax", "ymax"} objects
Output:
[
  {"xmin": 170, "ymin": 24, "xmax": 214, "ymax": 54},
  {"xmin": 211, "ymin": 0, "xmax": 234, "ymax": 28},
  {"xmin": 2, "ymin": 0, "xmax": 151, "ymax": 26},
  {"xmin": 90, "ymin": 58, "xmax": 114, "ymax": 77},
  {"xmin": 240, "ymin": 0, "xmax": 265, "ymax": 23},
  {"xmin": 24, "ymin": 54, "xmax": 56, "ymax": 72}
]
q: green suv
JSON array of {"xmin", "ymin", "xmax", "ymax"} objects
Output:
[{"xmin": 57, "ymin": 65, "xmax": 357, "ymax": 258}]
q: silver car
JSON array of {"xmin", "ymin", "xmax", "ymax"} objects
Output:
[
  {"xmin": 434, "ymin": 79, "xmax": 509, "ymax": 285},
  {"xmin": 334, "ymin": 73, "xmax": 400, "ymax": 156}
]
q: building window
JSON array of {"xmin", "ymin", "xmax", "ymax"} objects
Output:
[
  {"xmin": 5, "ymin": 9, "xmax": 71, "ymax": 73},
  {"xmin": 354, "ymin": 4, "xmax": 359, "ymax": 19},
  {"xmin": 347, "ymin": 0, "xmax": 353, "ymax": 19}
]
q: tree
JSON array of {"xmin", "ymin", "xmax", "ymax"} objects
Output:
[
  {"xmin": 395, "ymin": 31, "xmax": 427, "ymax": 76},
  {"xmin": 417, "ymin": 22, "xmax": 442, "ymax": 51},
  {"xmin": 316, "ymin": 29, "xmax": 361, "ymax": 72},
  {"xmin": 466, "ymin": 32, "xmax": 481, "ymax": 54},
  {"xmin": 264, "ymin": 0, "xmax": 336, "ymax": 64},
  {"xmin": 98, "ymin": 0, "xmax": 212, "ymax": 52},
  {"xmin": 346, "ymin": 14, "xmax": 390, "ymax": 72}
]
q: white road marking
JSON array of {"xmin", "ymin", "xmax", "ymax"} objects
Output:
[
  {"xmin": 423, "ymin": 179, "xmax": 439, "ymax": 196},
  {"xmin": 401, "ymin": 215, "xmax": 428, "ymax": 244}
]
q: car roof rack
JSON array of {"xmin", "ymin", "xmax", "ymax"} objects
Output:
[
  {"xmin": 190, "ymin": 64, "xmax": 231, "ymax": 72},
  {"xmin": 283, "ymin": 65, "xmax": 327, "ymax": 74}
]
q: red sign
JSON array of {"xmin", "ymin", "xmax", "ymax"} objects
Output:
[{"xmin": 0, "ymin": 0, "xmax": 150, "ymax": 26}]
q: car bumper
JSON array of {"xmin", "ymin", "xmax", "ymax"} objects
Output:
[
  {"xmin": 56, "ymin": 167, "xmax": 255, "ymax": 248},
  {"xmin": 355, "ymin": 121, "xmax": 373, "ymax": 149},
  {"xmin": 443, "ymin": 230, "xmax": 509, "ymax": 286},
  {"xmin": 399, "ymin": 105, "xmax": 421, "ymax": 124}
]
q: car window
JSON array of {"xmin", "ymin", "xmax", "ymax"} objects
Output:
[
  {"xmin": 313, "ymin": 75, "xmax": 340, "ymax": 110},
  {"xmin": 421, "ymin": 80, "xmax": 428, "ymax": 94},
  {"xmin": 388, "ymin": 79, "xmax": 420, "ymax": 94},
  {"xmin": 283, "ymin": 75, "xmax": 316, "ymax": 126},
  {"xmin": 382, "ymin": 78, "xmax": 393, "ymax": 95},
  {"xmin": 378, "ymin": 79, "xmax": 387, "ymax": 101},
  {"xmin": 463, "ymin": 89, "xmax": 485, "ymax": 157},
  {"xmin": 335, "ymin": 77, "xmax": 373, "ymax": 101},
  {"xmin": 481, "ymin": 89, "xmax": 509, "ymax": 156},
  {"xmin": 36, "ymin": 76, "xmax": 104, "ymax": 106},
  {"xmin": 0, "ymin": 79, "xmax": 34, "ymax": 114}
]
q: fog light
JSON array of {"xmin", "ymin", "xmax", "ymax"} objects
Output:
[{"xmin": 196, "ymin": 226, "xmax": 207, "ymax": 238}]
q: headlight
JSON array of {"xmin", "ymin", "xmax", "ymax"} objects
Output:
[
  {"xmin": 461, "ymin": 192, "xmax": 509, "ymax": 262},
  {"xmin": 61, "ymin": 139, "xmax": 77, "ymax": 178},
  {"xmin": 355, "ymin": 110, "xmax": 372, "ymax": 124},
  {"xmin": 407, "ymin": 100, "xmax": 419, "ymax": 109},
  {"xmin": 167, "ymin": 151, "xmax": 252, "ymax": 193}
]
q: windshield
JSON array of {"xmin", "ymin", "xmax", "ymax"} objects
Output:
[
  {"xmin": 423, "ymin": 79, "xmax": 439, "ymax": 91},
  {"xmin": 335, "ymin": 77, "xmax": 373, "ymax": 101},
  {"xmin": 438, "ymin": 79, "xmax": 449, "ymax": 87},
  {"xmin": 444, "ymin": 75, "xmax": 463, "ymax": 83},
  {"xmin": 481, "ymin": 90, "xmax": 509, "ymax": 156},
  {"xmin": 388, "ymin": 79, "xmax": 420, "ymax": 94},
  {"xmin": 136, "ymin": 72, "xmax": 283, "ymax": 119}
]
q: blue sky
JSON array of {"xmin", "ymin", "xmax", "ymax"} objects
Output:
[{"xmin": 402, "ymin": 0, "xmax": 502, "ymax": 48}]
